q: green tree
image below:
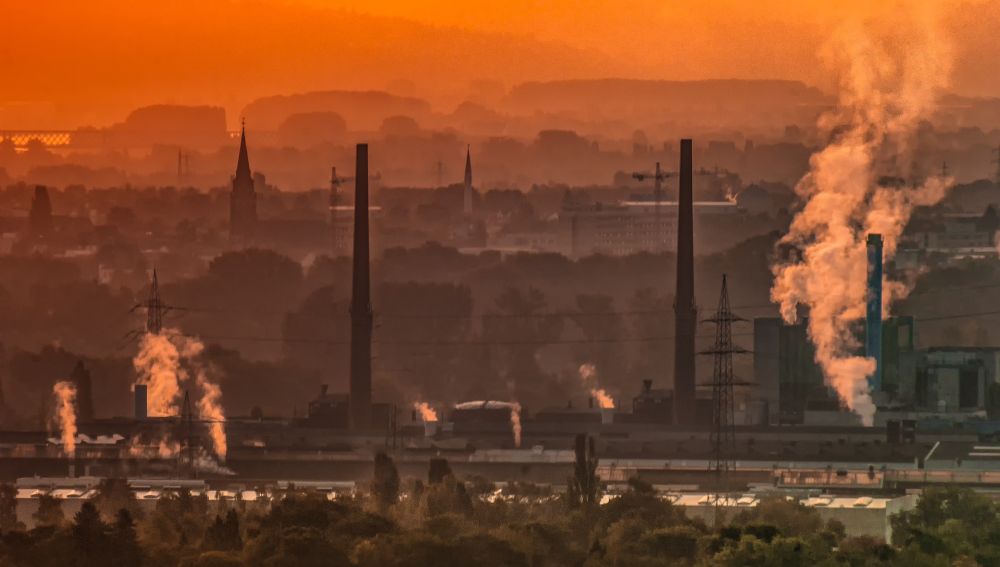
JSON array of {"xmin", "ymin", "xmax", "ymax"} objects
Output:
[
  {"xmin": 72, "ymin": 502, "xmax": 108, "ymax": 567},
  {"xmin": 482, "ymin": 287, "xmax": 564, "ymax": 404},
  {"xmin": 567, "ymin": 434, "xmax": 599, "ymax": 509},
  {"xmin": 372, "ymin": 452, "xmax": 401, "ymax": 511},
  {"xmin": 109, "ymin": 509, "xmax": 143, "ymax": 567},
  {"xmin": 571, "ymin": 294, "xmax": 626, "ymax": 390},
  {"xmin": 33, "ymin": 495, "xmax": 64, "ymax": 528},
  {"xmin": 92, "ymin": 477, "xmax": 139, "ymax": 522},
  {"xmin": 891, "ymin": 487, "xmax": 1000, "ymax": 564},
  {"xmin": 428, "ymin": 458, "xmax": 453, "ymax": 485},
  {"xmin": 0, "ymin": 484, "xmax": 21, "ymax": 531}
]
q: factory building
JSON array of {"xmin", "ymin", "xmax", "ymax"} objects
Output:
[
  {"xmin": 753, "ymin": 316, "xmax": 918, "ymax": 425},
  {"xmin": 559, "ymin": 200, "xmax": 738, "ymax": 258}
]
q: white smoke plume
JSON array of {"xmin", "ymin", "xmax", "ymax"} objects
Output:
[
  {"xmin": 770, "ymin": 6, "xmax": 953, "ymax": 425},
  {"xmin": 193, "ymin": 448, "xmax": 235, "ymax": 476},
  {"xmin": 132, "ymin": 330, "xmax": 228, "ymax": 460},
  {"xmin": 133, "ymin": 332, "xmax": 184, "ymax": 417},
  {"xmin": 412, "ymin": 401, "xmax": 438, "ymax": 422},
  {"xmin": 126, "ymin": 436, "xmax": 181, "ymax": 459},
  {"xmin": 506, "ymin": 402, "xmax": 522, "ymax": 448},
  {"xmin": 52, "ymin": 381, "xmax": 77, "ymax": 458},
  {"xmin": 578, "ymin": 363, "xmax": 615, "ymax": 409},
  {"xmin": 592, "ymin": 389, "xmax": 615, "ymax": 410},
  {"xmin": 182, "ymin": 339, "xmax": 228, "ymax": 460}
]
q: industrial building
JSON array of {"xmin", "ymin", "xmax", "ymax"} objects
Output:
[{"xmin": 559, "ymin": 200, "xmax": 738, "ymax": 258}]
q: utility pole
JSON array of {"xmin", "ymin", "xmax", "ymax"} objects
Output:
[{"xmin": 700, "ymin": 274, "xmax": 748, "ymax": 510}]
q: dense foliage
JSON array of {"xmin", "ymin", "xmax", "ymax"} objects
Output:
[{"xmin": 1, "ymin": 458, "xmax": 997, "ymax": 567}]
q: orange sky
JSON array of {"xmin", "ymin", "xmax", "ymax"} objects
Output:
[{"xmin": 3, "ymin": 0, "xmax": 999, "ymax": 129}]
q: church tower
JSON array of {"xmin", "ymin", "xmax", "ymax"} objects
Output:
[{"xmin": 230, "ymin": 123, "xmax": 257, "ymax": 242}]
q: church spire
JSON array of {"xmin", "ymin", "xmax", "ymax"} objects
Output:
[
  {"xmin": 234, "ymin": 119, "xmax": 252, "ymax": 188},
  {"xmin": 463, "ymin": 145, "xmax": 473, "ymax": 215},
  {"xmin": 230, "ymin": 118, "xmax": 257, "ymax": 241}
]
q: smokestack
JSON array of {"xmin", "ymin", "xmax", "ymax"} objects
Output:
[
  {"xmin": 350, "ymin": 144, "xmax": 374, "ymax": 430},
  {"xmin": 133, "ymin": 384, "xmax": 147, "ymax": 420},
  {"xmin": 673, "ymin": 139, "xmax": 697, "ymax": 426},
  {"xmin": 866, "ymin": 233, "xmax": 884, "ymax": 393}
]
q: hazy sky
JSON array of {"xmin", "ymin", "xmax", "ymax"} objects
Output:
[{"xmin": 4, "ymin": 0, "xmax": 999, "ymax": 129}]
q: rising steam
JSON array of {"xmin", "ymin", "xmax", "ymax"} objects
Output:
[
  {"xmin": 578, "ymin": 363, "xmax": 615, "ymax": 409},
  {"xmin": 133, "ymin": 332, "xmax": 183, "ymax": 417},
  {"xmin": 413, "ymin": 402, "xmax": 438, "ymax": 422},
  {"xmin": 181, "ymin": 340, "xmax": 228, "ymax": 460},
  {"xmin": 487, "ymin": 401, "xmax": 522, "ymax": 448},
  {"xmin": 132, "ymin": 329, "xmax": 228, "ymax": 459},
  {"xmin": 52, "ymin": 381, "xmax": 77, "ymax": 458},
  {"xmin": 770, "ymin": 6, "xmax": 953, "ymax": 425}
]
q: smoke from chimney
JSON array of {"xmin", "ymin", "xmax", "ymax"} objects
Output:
[{"xmin": 52, "ymin": 381, "xmax": 77, "ymax": 458}]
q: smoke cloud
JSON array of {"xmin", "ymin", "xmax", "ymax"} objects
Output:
[
  {"xmin": 133, "ymin": 332, "xmax": 184, "ymax": 417},
  {"xmin": 770, "ymin": 5, "xmax": 953, "ymax": 425},
  {"xmin": 181, "ymin": 340, "xmax": 228, "ymax": 460},
  {"xmin": 578, "ymin": 363, "xmax": 615, "ymax": 409},
  {"xmin": 413, "ymin": 402, "xmax": 438, "ymax": 422},
  {"xmin": 132, "ymin": 330, "xmax": 228, "ymax": 459},
  {"xmin": 52, "ymin": 381, "xmax": 77, "ymax": 458},
  {"xmin": 483, "ymin": 401, "xmax": 523, "ymax": 448}
]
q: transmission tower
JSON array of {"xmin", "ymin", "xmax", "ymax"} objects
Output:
[
  {"xmin": 700, "ymin": 274, "xmax": 747, "ymax": 506},
  {"xmin": 146, "ymin": 269, "xmax": 165, "ymax": 335}
]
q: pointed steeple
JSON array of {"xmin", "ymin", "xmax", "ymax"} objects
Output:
[
  {"xmin": 234, "ymin": 120, "xmax": 252, "ymax": 188},
  {"xmin": 463, "ymin": 145, "xmax": 473, "ymax": 215},
  {"xmin": 230, "ymin": 119, "xmax": 258, "ymax": 241}
]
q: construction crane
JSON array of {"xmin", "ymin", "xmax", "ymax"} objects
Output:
[
  {"xmin": 632, "ymin": 162, "xmax": 731, "ymax": 204},
  {"xmin": 631, "ymin": 162, "xmax": 673, "ymax": 203}
]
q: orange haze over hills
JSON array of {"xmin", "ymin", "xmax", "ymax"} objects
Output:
[{"xmin": 3, "ymin": 0, "xmax": 1000, "ymax": 129}]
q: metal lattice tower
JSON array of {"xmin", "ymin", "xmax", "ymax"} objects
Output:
[
  {"xmin": 146, "ymin": 269, "xmax": 165, "ymax": 335},
  {"xmin": 701, "ymin": 274, "xmax": 747, "ymax": 500}
]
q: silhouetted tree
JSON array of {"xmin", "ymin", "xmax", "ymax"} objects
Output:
[
  {"xmin": 72, "ymin": 502, "xmax": 108, "ymax": 566},
  {"xmin": 427, "ymin": 458, "xmax": 452, "ymax": 485},
  {"xmin": 33, "ymin": 494, "xmax": 64, "ymax": 528},
  {"xmin": 372, "ymin": 452, "xmax": 400, "ymax": 510},
  {"xmin": 0, "ymin": 483, "xmax": 19, "ymax": 531},
  {"xmin": 567, "ymin": 433, "xmax": 599, "ymax": 509},
  {"xmin": 109, "ymin": 509, "xmax": 142, "ymax": 567},
  {"xmin": 482, "ymin": 286, "xmax": 563, "ymax": 403}
]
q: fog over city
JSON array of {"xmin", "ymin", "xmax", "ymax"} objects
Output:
[{"xmin": 4, "ymin": 2, "xmax": 1000, "ymax": 566}]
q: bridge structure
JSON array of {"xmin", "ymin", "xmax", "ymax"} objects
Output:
[
  {"xmin": 0, "ymin": 129, "xmax": 252, "ymax": 150},
  {"xmin": 0, "ymin": 130, "xmax": 74, "ymax": 148}
]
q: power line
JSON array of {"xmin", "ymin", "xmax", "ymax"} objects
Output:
[{"xmin": 164, "ymin": 329, "xmax": 757, "ymax": 347}]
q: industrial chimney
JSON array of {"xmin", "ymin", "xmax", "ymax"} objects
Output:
[
  {"xmin": 866, "ymin": 233, "xmax": 883, "ymax": 393},
  {"xmin": 350, "ymin": 144, "xmax": 374, "ymax": 430},
  {"xmin": 673, "ymin": 139, "xmax": 697, "ymax": 426}
]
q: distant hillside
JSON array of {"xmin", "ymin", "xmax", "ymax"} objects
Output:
[
  {"xmin": 241, "ymin": 91, "xmax": 434, "ymax": 131},
  {"xmin": 502, "ymin": 79, "xmax": 833, "ymax": 137}
]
